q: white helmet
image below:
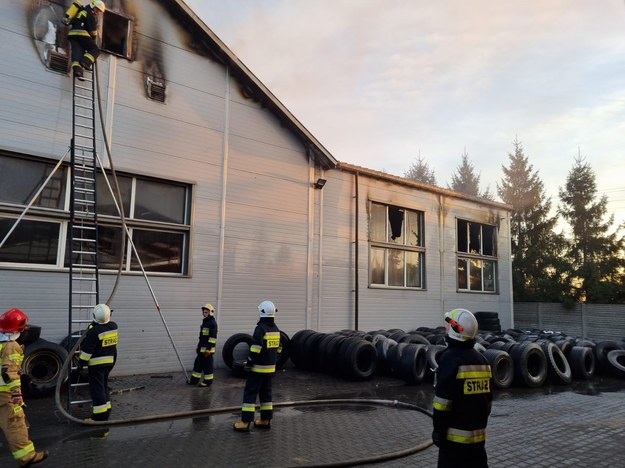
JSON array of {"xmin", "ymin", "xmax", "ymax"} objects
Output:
[
  {"xmin": 444, "ymin": 308, "xmax": 478, "ymax": 342},
  {"xmin": 93, "ymin": 304, "xmax": 111, "ymax": 324},
  {"xmin": 91, "ymin": 0, "xmax": 106, "ymax": 13},
  {"xmin": 201, "ymin": 303, "xmax": 215, "ymax": 316},
  {"xmin": 258, "ymin": 300, "xmax": 277, "ymax": 318}
]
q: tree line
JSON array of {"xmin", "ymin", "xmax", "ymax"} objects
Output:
[{"xmin": 403, "ymin": 140, "xmax": 625, "ymax": 305}]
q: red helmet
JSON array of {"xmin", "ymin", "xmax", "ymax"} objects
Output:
[{"xmin": 0, "ymin": 308, "xmax": 29, "ymax": 333}]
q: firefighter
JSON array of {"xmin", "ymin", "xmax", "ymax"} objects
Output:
[
  {"xmin": 0, "ymin": 308, "xmax": 48, "ymax": 467},
  {"xmin": 78, "ymin": 303, "xmax": 118, "ymax": 422},
  {"xmin": 188, "ymin": 303, "xmax": 218, "ymax": 387},
  {"xmin": 66, "ymin": 0, "xmax": 106, "ymax": 80},
  {"xmin": 432, "ymin": 308, "xmax": 493, "ymax": 468},
  {"xmin": 233, "ymin": 300, "xmax": 282, "ymax": 432}
]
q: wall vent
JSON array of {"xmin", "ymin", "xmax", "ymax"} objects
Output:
[
  {"xmin": 145, "ymin": 76, "xmax": 166, "ymax": 103},
  {"xmin": 46, "ymin": 50, "xmax": 69, "ymax": 74}
]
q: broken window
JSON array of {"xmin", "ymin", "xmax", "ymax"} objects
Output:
[{"xmin": 456, "ymin": 219, "xmax": 497, "ymax": 292}]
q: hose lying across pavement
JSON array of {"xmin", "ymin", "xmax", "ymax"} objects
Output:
[{"xmin": 55, "ymin": 363, "xmax": 434, "ymax": 467}]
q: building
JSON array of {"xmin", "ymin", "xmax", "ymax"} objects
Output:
[{"xmin": 0, "ymin": 0, "xmax": 513, "ymax": 375}]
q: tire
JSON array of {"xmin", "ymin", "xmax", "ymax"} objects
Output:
[
  {"xmin": 510, "ymin": 342, "xmax": 547, "ymax": 388},
  {"xmin": 289, "ymin": 329, "xmax": 316, "ymax": 369},
  {"xmin": 339, "ymin": 339, "xmax": 377, "ymax": 380},
  {"xmin": 569, "ymin": 346, "xmax": 595, "ymax": 380},
  {"xmin": 541, "ymin": 342, "xmax": 572, "ymax": 385},
  {"xmin": 606, "ymin": 350, "xmax": 625, "ymax": 379},
  {"xmin": 482, "ymin": 349, "xmax": 514, "ymax": 389},
  {"xmin": 221, "ymin": 333, "xmax": 253, "ymax": 369},
  {"xmin": 21, "ymin": 339, "xmax": 69, "ymax": 398},
  {"xmin": 594, "ymin": 341, "xmax": 625, "ymax": 375},
  {"xmin": 396, "ymin": 344, "xmax": 427, "ymax": 384},
  {"xmin": 399, "ymin": 333, "xmax": 430, "ymax": 346},
  {"xmin": 276, "ymin": 331, "xmax": 291, "ymax": 369}
]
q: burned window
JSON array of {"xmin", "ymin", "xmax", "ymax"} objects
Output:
[
  {"xmin": 100, "ymin": 10, "xmax": 133, "ymax": 59},
  {"xmin": 456, "ymin": 219, "xmax": 497, "ymax": 292},
  {"xmin": 369, "ymin": 202, "xmax": 425, "ymax": 289}
]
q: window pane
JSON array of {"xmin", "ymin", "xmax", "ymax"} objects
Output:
[
  {"xmin": 406, "ymin": 251, "xmax": 422, "ymax": 288},
  {"xmin": 97, "ymin": 225, "xmax": 126, "ymax": 270},
  {"xmin": 388, "ymin": 248, "xmax": 404, "ymax": 286},
  {"xmin": 469, "ymin": 259, "xmax": 483, "ymax": 291},
  {"xmin": 0, "ymin": 218, "xmax": 59, "ymax": 264},
  {"xmin": 457, "ymin": 219, "xmax": 468, "ymax": 253},
  {"xmin": 482, "ymin": 225, "xmax": 496, "ymax": 256},
  {"xmin": 0, "ymin": 155, "xmax": 67, "ymax": 209},
  {"xmin": 135, "ymin": 179, "xmax": 187, "ymax": 224},
  {"xmin": 457, "ymin": 258, "xmax": 468, "ymax": 289},
  {"xmin": 469, "ymin": 223, "xmax": 481, "ymax": 254},
  {"xmin": 483, "ymin": 261, "xmax": 495, "ymax": 291},
  {"xmin": 370, "ymin": 203, "xmax": 386, "ymax": 242},
  {"xmin": 130, "ymin": 229, "xmax": 185, "ymax": 273},
  {"xmin": 405, "ymin": 211, "xmax": 421, "ymax": 247},
  {"xmin": 370, "ymin": 247, "xmax": 385, "ymax": 284},
  {"xmin": 388, "ymin": 206, "xmax": 404, "ymax": 244},
  {"xmin": 97, "ymin": 173, "xmax": 132, "ymax": 217}
]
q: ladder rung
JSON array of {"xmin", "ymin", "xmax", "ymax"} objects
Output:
[
  {"xmin": 72, "ymin": 225, "xmax": 96, "ymax": 231},
  {"xmin": 71, "ymin": 264, "xmax": 97, "ymax": 269}
]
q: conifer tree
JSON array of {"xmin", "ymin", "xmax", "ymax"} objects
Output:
[
  {"xmin": 497, "ymin": 140, "xmax": 570, "ymax": 302},
  {"xmin": 558, "ymin": 153, "xmax": 625, "ymax": 303},
  {"xmin": 449, "ymin": 150, "xmax": 492, "ymax": 199},
  {"xmin": 404, "ymin": 154, "xmax": 437, "ymax": 185}
]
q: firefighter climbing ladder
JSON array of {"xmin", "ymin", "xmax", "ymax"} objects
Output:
[{"xmin": 67, "ymin": 66, "xmax": 100, "ymax": 410}]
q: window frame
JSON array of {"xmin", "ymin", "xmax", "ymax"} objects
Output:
[
  {"xmin": 0, "ymin": 153, "xmax": 192, "ymax": 276},
  {"xmin": 456, "ymin": 218, "xmax": 498, "ymax": 293},
  {"xmin": 368, "ymin": 201, "xmax": 426, "ymax": 290}
]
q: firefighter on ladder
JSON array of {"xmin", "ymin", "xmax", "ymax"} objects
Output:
[
  {"xmin": 432, "ymin": 308, "xmax": 493, "ymax": 468},
  {"xmin": 65, "ymin": 0, "xmax": 106, "ymax": 80},
  {"xmin": 0, "ymin": 308, "xmax": 48, "ymax": 467},
  {"xmin": 78, "ymin": 304, "xmax": 118, "ymax": 422}
]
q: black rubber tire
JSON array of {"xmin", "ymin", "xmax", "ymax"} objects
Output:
[
  {"xmin": 221, "ymin": 333, "xmax": 253, "ymax": 369},
  {"xmin": 339, "ymin": 339, "xmax": 377, "ymax": 380},
  {"xmin": 554, "ymin": 340, "xmax": 573, "ymax": 356},
  {"xmin": 482, "ymin": 348, "xmax": 514, "ymax": 389},
  {"xmin": 22, "ymin": 339, "xmax": 69, "ymax": 398},
  {"xmin": 289, "ymin": 329, "xmax": 316, "ymax": 369},
  {"xmin": 606, "ymin": 350, "xmax": 625, "ymax": 378},
  {"xmin": 569, "ymin": 346, "xmax": 595, "ymax": 380},
  {"xmin": 318, "ymin": 334, "xmax": 345, "ymax": 374},
  {"xmin": 510, "ymin": 342, "xmax": 547, "ymax": 388},
  {"xmin": 399, "ymin": 333, "xmax": 430, "ymax": 345},
  {"xmin": 276, "ymin": 331, "xmax": 291, "ymax": 369},
  {"xmin": 541, "ymin": 342, "xmax": 572, "ymax": 385},
  {"xmin": 594, "ymin": 341, "xmax": 625, "ymax": 375},
  {"xmin": 396, "ymin": 344, "xmax": 427, "ymax": 384}
]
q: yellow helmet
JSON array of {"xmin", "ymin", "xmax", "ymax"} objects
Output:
[
  {"xmin": 201, "ymin": 303, "xmax": 215, "ymax": 316},
  {"xmin": 91, "ymin": 0, "xmax": 106, "ymax": 13}
]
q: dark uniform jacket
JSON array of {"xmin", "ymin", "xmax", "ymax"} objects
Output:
[
  {"xmin": 197, "ymin": 316, "xmax": 217, "ymax": 354},
  {"xmin": 79, "ymin": 321, "xmax": 118, "ymax": 367},
  {"xmin": 68, "ymin": 5, "xmax": 99, "ymax": 38},
  {"xmin": 433, "ymin": 339, "xmax": 493, "ymax": 446},
  {"xmin": 248, "ymin": 317, "xmax": 281, "ymax": 374}
]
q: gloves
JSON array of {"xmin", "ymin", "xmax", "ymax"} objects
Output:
[
  {"xmin": 243, "ymin": 357, "xmax": 253, "ymax": 372},
  {"xmin": 203, "ymin": 350, "xmax": 211, "ymax": 357}
]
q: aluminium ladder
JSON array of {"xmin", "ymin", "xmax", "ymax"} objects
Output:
[{"xmin": 67, "ymin": 66, "xmax": 100, "ymax": 410}]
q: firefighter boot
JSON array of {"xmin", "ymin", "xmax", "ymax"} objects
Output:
[
  {"xmin": 187, "ymin": 377, "xmax": 199, "ymax": 385},
  {"xmin": 232, "ymin": 421, "xmax": 251, "ymax": 432},
  {"xmin": 254, "ymin": 419, "xmax": 271, "ymax": 429},
  {"xmin": 72, "ymin": 65, "xmax": 84, "ymax": 81},
  {"xmin": 18, "ymin": 450, "xmax": 48, "ymax": 467}
]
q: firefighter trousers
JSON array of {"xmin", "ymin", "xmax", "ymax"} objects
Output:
[
  {"xmin": 69, "ymin": 35, "xmax": 100, "ymax": 68},
  {"xmin": 191, "ymin": 353, "xmax": 214, "ymax": 383},
  {"xmin": 437, "ymin": 442, "xmax": 488, "ymax": 468},
  {"xmin": 88, "ymin": 364, "xmax": 113, "ymax": 421},
  {"xmin": 0, "ymin": 399, "xmax": 36, "ymax": 463},
  {"xmin": 241, "ymin": 372, "xmax": 274, "ymax": 423}
]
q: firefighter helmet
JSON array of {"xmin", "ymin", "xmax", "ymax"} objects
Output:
[
  {"xmin": 91, "ymin": 0, "xmax": 106, "ymax": 13},
  {"xmin": 93, "ymin": 304, "xmax": 111, "ymax": 324},
  {"xmin": 444, "ymin": 308, "xmax": 478, "ymax": 342},
  {"xmin": 201, "ymin": 303, "xmax": 215, "ymax": 316},
  {"xmin": 0, "ymin": 308, "xmax": 28, "ymax": 333},
  {"xmin": 258, "ymin": 300, "xmax": 277, "ymax": 318}
]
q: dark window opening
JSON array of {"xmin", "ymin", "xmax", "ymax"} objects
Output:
[{"xmin": 101, "ymin": 11, "xmax": 133, "ymax": 59}]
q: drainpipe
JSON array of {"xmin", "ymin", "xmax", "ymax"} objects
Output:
[
  {"xmin": 438, "ymin": 195, "xmax": 445, "ymax": 316},
  {"xmin": 216, "ymin": 66, "xmax": 231, "ymax": 324},
  {"xmin": 316, "ymin": 168, "xmax": 324, "ymax": 331},
  {"xmin": 354, "ymin": 172, "xmax": 359, "ymax": 330}
]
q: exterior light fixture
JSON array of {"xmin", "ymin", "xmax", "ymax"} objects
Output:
[{"xmin": 314, "ymin": 178, "xmax": 327, "ymax": 189}]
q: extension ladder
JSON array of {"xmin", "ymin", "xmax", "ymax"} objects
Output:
[{"xmin": 67, "ymin": 66, "xmax": 100, "ymax": 409}]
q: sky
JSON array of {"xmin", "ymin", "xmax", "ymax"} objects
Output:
[{"xmin": 185, "ymin": 0, "xmax": 625, "ymax": 231}]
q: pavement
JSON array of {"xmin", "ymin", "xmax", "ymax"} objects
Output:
[{"xmin": 1, "ymin": 364, "xmax": 625, "ymax": 467}]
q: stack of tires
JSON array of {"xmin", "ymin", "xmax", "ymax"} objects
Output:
[{"xmin": 475, "ymin": 312, "xmax": 502, "ymax": 333}]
